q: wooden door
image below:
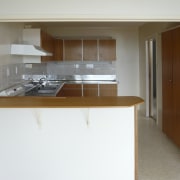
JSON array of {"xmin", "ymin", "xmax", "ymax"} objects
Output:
[
  {"xmin": 162, "ymin": 30, "xmax": 175, "ymax": 140},
  {"xmin": 83, "ymin": 84, "xmax": 98, "ymax": 96},
  {"xmin": 83, "ymin": 40, "xmax": 98, "ymax": 61},
  {"xmin": 99, "ymin": 84, "xmax": 117, "ymax": 96},
  {"xmin": 64, "ymin": 40, "xmax": 82, "ymax": 61},
  {"xmin": 172, "ymin": 27, "xmax": 180, "ymax": 146},
  {"xmin": 99, "ymin": 39, "xmax": 116, "ymax": 61}
]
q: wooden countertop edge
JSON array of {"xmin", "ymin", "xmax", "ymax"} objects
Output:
[{"xmin": 0, "ymin": 96, "xmax": 144, "ymax": 108}]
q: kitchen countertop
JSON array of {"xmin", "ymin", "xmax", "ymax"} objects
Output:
[{"xmin": 0, "ymin": 96, "xmax": 143, "ymax": 108}]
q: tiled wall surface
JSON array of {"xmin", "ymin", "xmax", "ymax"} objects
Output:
[
  {"xmin": 0, "ymin": 63, "xmax": 47, "ymax": 91},
  {"xmin": 24, "ymin": 63, "xmax": 47, "ymax": 75},
  {"xmin": 46, "ymin": 61, "xmax": 116, "ymax": 75},
  {"xmin": 0, "ymin": 63, "xmax": 24, "ymax": 91},
  {"xmin": 23, "ymin": 61, "xmax": 116, "ymax": 76},
  {"xmin": 0, "ymin": 61, "xmax": 116, "ymax": 91}
]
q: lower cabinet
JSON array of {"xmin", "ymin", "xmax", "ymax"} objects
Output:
[
  {"xmin": 99, "ymin": 84, "xmax": 117, "ymax": 96},
  {"xmin": 57, "ymin": 83, "xmax": 117, "ymax": 97},
  {"xmin": 83, "ymin": 84, "xmax": 98, "ymax": 97},
  {"xmin": 57, "ymin": 84, "xmax": 82, "ymax": 97}
]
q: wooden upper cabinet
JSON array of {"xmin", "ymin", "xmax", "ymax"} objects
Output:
[
  {"xmin": 99, "ymin": 39, "xmax": 116, "ymax": 61},
  {"xmin": 83, "ymin": 40, "xmax": 98, "ymax": 61},
  {"xmin": 64, "ymin": 40, "xmax": 82, "ymax": 61},
  {"xmin": 54, "ymin": 39, "xmax": 63, "ymax": 61},
  {"xmin": 53, "ymin": 38, "xmax": 116, "ymax": 61},
  {"xmin": 41, "ymin": 30, "xmax": 55, "ymax": 62}
]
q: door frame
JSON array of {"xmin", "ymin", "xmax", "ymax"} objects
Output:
[{"xmin": 145, "ymin": 37, "xmax": 158, "ymax": 121}]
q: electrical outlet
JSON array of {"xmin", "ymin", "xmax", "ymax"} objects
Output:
[
  {"xmin": 74, "ymin": 64, "xmax": 79, "ymax": 68},
  {"xmin": 86, "ymin": 64, "xmax": 94, "ymax": 69},
  {"xmin": 25, "ymin": 64, "xmax": 32, "ymax": 68}
]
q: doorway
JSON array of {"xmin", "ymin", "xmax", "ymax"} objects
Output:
[{"xmin": 146, "ymin": 39, "xmax": 157, "ymax": 120}]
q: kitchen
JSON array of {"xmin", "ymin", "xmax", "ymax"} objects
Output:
[
  {"xmin": 0, "ymin": 22, "xmax": 179, "ymax": 123},
  {"xmin": 0, "ymin": 0, "xmax": 180, "ymax": 179},
  {"xmin": 0, "ymin": 22, "xmax": 140, "ymax": 96}
]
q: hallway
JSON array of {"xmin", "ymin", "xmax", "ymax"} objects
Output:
[{"xmin": 138, "ymin": 116, "xmax": 180, "ymax": 180}]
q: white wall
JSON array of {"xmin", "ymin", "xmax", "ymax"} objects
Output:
[
  {"xmin": 0, "ymin": 23, "xmax": 24, "ymax": 90},
  {"xmin": 0, "ymin": 22, "xmax": 24, "ymax": 65},
  {"xmin": 0, "ymin": 0, "xmax": 180, "ymax": 21},
  {"xmin": 48, "ymin": 26, "xmax": 139, "ymax": 96}
]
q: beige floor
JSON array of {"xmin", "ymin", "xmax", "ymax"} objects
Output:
[{"xmin": 138, "ymin": 116, "xmax": 180, "ymax": 180}]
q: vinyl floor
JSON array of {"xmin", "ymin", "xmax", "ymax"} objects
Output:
[{"xmin": 138, "ymin": 116, "xmax": 180, "ymax": 180}]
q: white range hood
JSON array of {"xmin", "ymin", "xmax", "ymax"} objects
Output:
[{"xmin": 11, "ymin": 44, "xmax": 52, "ymax": 56}]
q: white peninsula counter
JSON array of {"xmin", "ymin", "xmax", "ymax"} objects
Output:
[{"xmin": 0, "ymin": 96, "xmax": 143, "ymax": 180}]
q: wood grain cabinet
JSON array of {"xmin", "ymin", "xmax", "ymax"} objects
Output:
[
  {"xmin": 57, "ymin": 83, "xmax": 117, "ymax": 97},
  {"xmin": 83, "ymin": 84, "xmax": 98, "ymax": 96},
  {"xmin": 83, "ymin": 40, "xmax": 98, "ymax": 61},
  {"xmin": 41, "ymin": 30, "xmax": 55, "ymax": 62},
  {"xmin": 55, "ymin": 39, "xmax": 116, "ymax": 61},
  {"xmin": 99, "ymin": 39, "xmax": 116, "ymax": 61},
  {"xmin": 57, "ymin": 84, "xmax": 82, "ymax": 97},
  {"xmin": 23, "ymin": 29, "xmax": 116, "ymax": 62},
  {"xmin": 162, "ymin": 27, "xmax": 180, "ymax": 147},
  {"xmin": 64, "ymin": 40, "xmax": 82, "ymax": 61},
  {"xmin": 99, "ymin": 84, "xmax": 117, "ymax": 96},
  {"xmin": 54, "ymin": 39, "xmax": 63, "ymax": 61}
]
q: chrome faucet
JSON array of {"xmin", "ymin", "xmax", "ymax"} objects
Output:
[{"xmin": 39, "ymin": 76, "xmax": 48, "ymax": 86}]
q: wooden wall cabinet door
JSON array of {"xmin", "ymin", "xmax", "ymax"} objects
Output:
[
  {"xmin": 41, "ymin": 30, "xmax": 55, "ymax": 62},
  {"xmin": 53, "ymin": 38, "xmax": 116, "ymax": 61},
  {"xmin": 99, "ymin": 84, "xmax": 117, "ymax": 96},
  {"xmin": 54, "ymin": 39, "xmax": 63, "ymax": 61},
  {"xmin": 99, "ymin": 40, "xmax": 116, "ymax": 61},
  {"xmin": 57, "ymin": 84, "xmax": 82, "ymax": 97},
  {"xmin": 83, "ymin": 84, "xmax": 98, "ymax": 96},
  {"xmin": 64, "ymin": 40, "xmax": 82, "ymax": 61},
  {"xmin": 83, "ymin": 40, "xmax": 98, "ymax": 61}
]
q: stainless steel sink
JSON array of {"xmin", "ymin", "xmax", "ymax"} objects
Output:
[
  {"xmin": 37, "ymin": 85, "xmax": 59, "ymax": 94},
  {"xmin": 38, "ymin": 89, "xmax": 56, "ymax": 94},
  {"xmin": 24, "ymin": 80, "xmax": 64, "ymax": 96}
]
